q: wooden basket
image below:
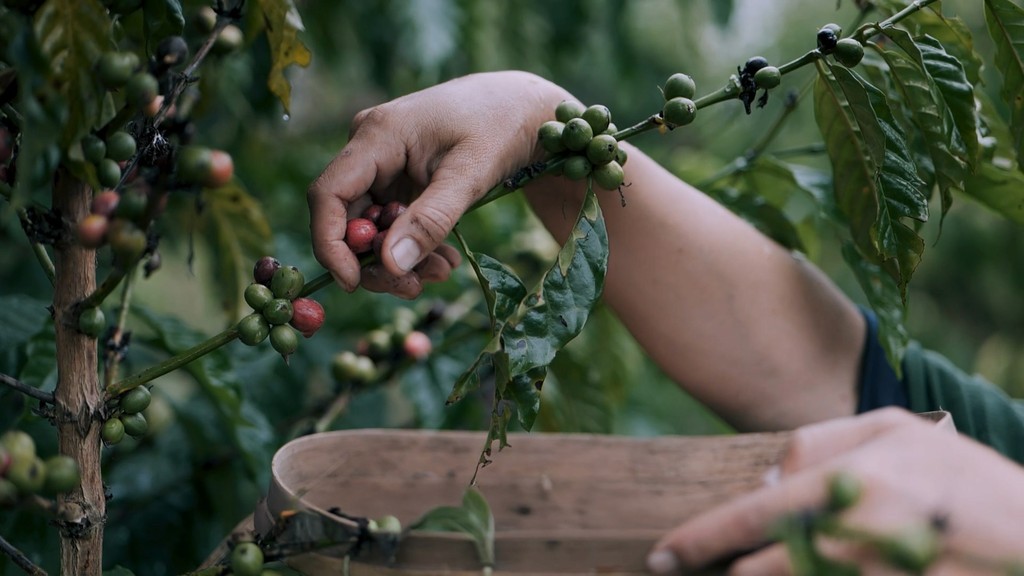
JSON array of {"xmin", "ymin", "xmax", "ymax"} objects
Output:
[{"xmin": 251, "ymin": 429, "xmax": 791, "ymax": 575}]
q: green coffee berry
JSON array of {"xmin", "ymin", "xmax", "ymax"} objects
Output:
[
  {"xmin": 270, "ymin": 325, "xmax": 299, "ymax": 359},
  {"xmin": 879, "ymin": 524, "xmax": 940, "ymax": 573},
  {"xmin": 231, "ymin": 541, "xmax": 264, "ymax": 576},
  {"xmin": 834, "ymin": 38, "xmax": 865, "ymax": 67},
  {"xmin": 81, "ymin": 134, "xmax": 107, "ymax": 164},
  {"xmin": 105, "ymin": 131, "xmax": 137, "ymax": 162},
  {"xmin": 263, "ymin": 298, "xmax": 294, "ymax": 325},
  {"xmin": 270, "ymin": 266, "xmax": 305, "ymax": 300},
  {"xmin": 125, "ymin": 72, "xmax": 159, "ymax": 108},
  {"xmin": 0, "ymin": 430, "xmax": 35, "ymax": 463},
  {"xmin": 121, "ymin": 413, "xmax": 148, "ymax": 437},
  {"xmin": 663, "ymin": 73, "xmax": 697, "ymax": 100},
  {"xmin": 244, "ymin": 283, "xmax": 274, "ymax": 312},
  {"xmin": 554, "ymin": 99, "xmax": 586, "ymax": 123},
  {"xmin": 238, "ymin": 313, "xmax": 271, "ymax": 346},
  {"xmin": 615, "ymin": 145, "xmax": 628, "ymax": 167},
  {"xmin": 538, "ymin": 121, "xmax": 566, "ymax": 154},
  {"xmin": 826, "ymin": 471, "xmax": 861, "ymax": 511},
  {"xmin": 593, "ymin": 161, "xmax": 625, "ymax": 190},
  {"xmin": 754, "ymin": 66, "xmax": 782, "ymax": 89},
  {"xmin": 581, "ymin": 104, "xmax": 611, "ymax": 134},
  {"xmin": 7, "ymin": 456, "xmax": 45, "ymax": 494},
  {"xmin": 96, "ymin": 51, "xmax": 140, "ymax": 89},
  {"xmin": 43, "ymin": 455, "xmax": 80, "ymax": 495},
  {"xmin": 102, "ymin": 418, "xmax": 126, "ymax": 445},
  {"xmin": 78, "ymin": 307, "xmax": 106, "ymax": 338},
  {"xmin": 585, "ymin": 134, "xmax": 618, "ymax": 166},
  {"xmin": 97, "ymin": 158, "xmax": 122, "ymax": 188},
  {"xmin": 563, "ymin": 155, "xmax": 593, "ymax": 181},
  {"xmin": 561, "ymin": 117, "xmax": 594, "ymax": 152},
  {"xmin": 119, "ymin": 386, "xmax": 152, "ymax": 415},
  {"xmin": 662, "ymin": 97, "xmax": 697, "ymax": 127}
]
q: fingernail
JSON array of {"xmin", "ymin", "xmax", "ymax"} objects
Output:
[
  {"xmin": 646, "ymin": 550, "xmax": 680, "ymax": 575},
  {"xmin": 390, "ymin": 236, "xmax": 421, "ymax": 272},
  {"xmin": 330, "ymin": 270, "xmax": 354, "ymax": 293}
]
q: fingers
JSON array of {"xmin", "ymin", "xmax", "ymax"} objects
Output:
[
  {"xmin": 360, "ymin": 247, "xmax": 460, "ymax": 299},
  {"xmin": 378, "ymin": 147, "xmax": 490, "ymax": 277},
  {"xmin": 726, "ymin": 544, "xmax": 792, "ymax": 576},
  {"xmin": 779, "ymin": 407, "xmax": 920, "ymax": 475}
]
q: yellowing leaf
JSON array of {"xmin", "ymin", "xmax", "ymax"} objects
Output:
[{"xmin": 258, "ymin": 0, "xmax": 312, "ymax": 113}]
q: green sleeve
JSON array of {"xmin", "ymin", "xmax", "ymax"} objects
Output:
[{"xmin": 903, "ymin": 341, "xmax": 1024, "ymax": 465}]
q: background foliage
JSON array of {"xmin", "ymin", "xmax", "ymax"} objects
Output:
[{"xmin": 2, "ymin": 0, "xmax": 1022, "ymax": 573}]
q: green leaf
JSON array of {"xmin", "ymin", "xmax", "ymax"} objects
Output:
[
  {"xmin": 0, "ymin": 295, "xmax": 51, "ymax": 351},
  {"xmin": 453, "ymin": 228, "xmax": 526, "ymax": 333},
  {"xmin": 986, "ymin": 0, "xmax": 1024, "ymax": 169},
  {"xmin": 257, "ymin": 0, "xmax": 312, "ymax": 113},
  {"xmin": 963, "ymin": 161, "xmax": 1024, "ymax": 224},
  {"xmin": 197, "ymin": 183, "xmax": 273, "ymax": 319},
  {"xmin": 814, "ymin": 62, "xmax": 927, "ymax": 296},
  {"xmin": 411, "ymin": 485, "xmax": 495, "ymax": 568},
  {"xmin": 713, "ymin": 186, "xmax": 807, "ymax": 253},
  {"xmin": 19, "ymin": 319, "xmax": 58, "ymax": 393},
  {"xmin": 142, "ymin": 0, "xmax": 184, "ymax": 45},
  {"xmin": 34, "ymin": 0, "xmax": 111, "ymax": 146},
  {"xmin": 914, "ymin": 35, "xmax": 981, "ymax": 171},
  {"xmin": 879, "ymin": 28, "xmax": 968, "ymax": 222},
  {"xmin": 842, "ymin": 243, "xmax": 908, "ymax": 377},
  {"xmin": 908, "ymin": 5, "xmax": 985, "ymax": 85}
]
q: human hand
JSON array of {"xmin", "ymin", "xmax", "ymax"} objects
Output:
[
  {"xmin": 646, "ymin": 408, "xmax": 1024, "ymax": 575},
  {"xmin": 307, "ymin": 71, "xmax": 572, "ymax": 298}
]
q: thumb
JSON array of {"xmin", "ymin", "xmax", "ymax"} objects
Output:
[{"xmin": 379, "ymin": 150, "xmax": 497, "ymax": 276}]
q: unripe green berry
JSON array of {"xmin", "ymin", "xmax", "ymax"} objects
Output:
[
  {"xmin": 7, "ymin": 456, "xmax": 45, "ymax": 494},
  {"xmin": 42, "ymin": 455, "xmax": 80, "ymax": 495},
  {"xmin": 826, "ymin": 471, "xmax": 861, "ymax": 511},
  {"xmin": 880, "ymin": 524, "xmax": 940, "ymax": 573},
  {"xmin": 270, "ymin": 266, "xmax": 305, "ymax": 300},
  {"xmin": 0, "ymin": 430, "xmax": 35, "ymax": 463},
  {"xmin": 263, "ymin": 298, "xmax": 294, "ymax": 325},
  {"xmin": 121, "ymin": 413, "xmax": 148, "ymax": 437},
  {"xmin": 270, "ymin": 325, "xmax": 299, "ymax": 360},
  {"xmin": 615, "ymin": 145, "xmax": 628, "ymax": 167},
  {"xmin": 662, "ymin": 97, "xmax": 697, "ymax": 127},
  {"xmin": 231, "ymin": 541, "xmax": 264, "ymax": 576},
  {"xmin": 554, "ymin": 99, "xmax": 586, "ymax": 123},
  {"xmin": 561, "ymin": 118, "xmax": 593, "ymax": 152},
  {"xmin": 102, "ymin": 418, "xmax": 125, "ymax": 445},
  {"xmin": 78, "ymin": 307, "xmax": 106, "ymax": 338},
  {"xmin": 754, "ymin": 66, "xmax": 782, "ymax": 89},
  {"xmin": 593, "ymin": 161, "xmax": 625, "ymax": 190},
  {"xmin": 563, "ymin": 155, "xmax": 592, "ymax": 181},
  {"xmin": 238, "ymin": 313, "xmax": 271, "ymax": 346},
  {"xmin": 119, "ymin": 386, "xmax": 152, "ymax": 415},
  {"xmin": 105, "ymin": 131, "xmax": 136, "ymax": 162},
  {"xmin": 244, "ymin": 283, "xmax": 274, "ymax": 312},
  {"xmin": 97, "ymin": 158, "xmax": 121, "ymax": 188},
  {"xmin": 834, "ymin": 38, "xmax": 865, "ymax": 67},
  {"xmin": 537, "ymin": 121, "xmax": 566, "ymax": 154},
  {"xmin": 581, "ymin": 104, "xmax": 611, "ymax": 134},
  {"xmin": 663, "ymin": 73, "xmax": 696, "ymax": 100},
  {"xmin": 585, "ymin": 134, "xmax": 618, "ymax": 166},
  {"xmin": 81, "ymin": 134, "xmax": 107, "ymax": 164},
  {"xmin": 96, "ymin": 51, "xmax": 140, "ymax": 89},
  {"xmin": 125, "ymin": 72, "xmax": 159, "ymax": 108}
]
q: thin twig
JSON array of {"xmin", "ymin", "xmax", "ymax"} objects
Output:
[
  {"xmin": 0, "ymin": 532, "xmax": 47, "ymax": 576},
  {"xmin": 0, "ymin": 373, "xmax": 54, "ymax": 404},
  {"xmin": 16, "ymin": 208, "xmax": 56, "ymax": 285}
]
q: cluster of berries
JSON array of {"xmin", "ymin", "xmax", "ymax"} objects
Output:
[
  {"xmin": 0, "ymin": 430, "xmax": 81, "ymax": 506},
  {"xmin": 101, "ymin": 385, "xmax": 153, "ymax": 445},
  {"xmin": 537, "ymin": 100, "xmax": 627, "ymax": 190},
  {"xmin": 332, "ymin": 306, "xmax": 436, "ymax": 390},
  {"xmin": 344, "ymin": 200, "xmax": 409, "ymax": 257},
  {"xmin": 238, "ymin": 257, "xmax": 326, "ymax": 363}
]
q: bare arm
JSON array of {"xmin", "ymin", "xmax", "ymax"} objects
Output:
[{"xmin": 308, "ymin": 70, "xmax": 866, "ymax": 432}]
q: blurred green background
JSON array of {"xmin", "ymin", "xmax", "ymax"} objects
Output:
[{"xmin": 1, "ymin": 0, "xmax": 1021, "ymax": 573}]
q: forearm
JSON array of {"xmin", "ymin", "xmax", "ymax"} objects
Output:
[{"xmin": 523, "ymin": 143, "xmax": 865, "ymax": 432}]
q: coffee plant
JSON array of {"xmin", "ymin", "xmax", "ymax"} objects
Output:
[{"xmin": 1, "ymin": 0, "xmax": 1024, "ymax": 574}]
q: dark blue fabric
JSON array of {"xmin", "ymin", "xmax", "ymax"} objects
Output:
[{"xmin": 856, "ymin": 307, "xmax": 909, "ymax": 413}]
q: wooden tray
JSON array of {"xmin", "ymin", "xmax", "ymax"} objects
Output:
[{"xmin": 252, "ymin": 429, "xmax": 791, "ymax": 575}]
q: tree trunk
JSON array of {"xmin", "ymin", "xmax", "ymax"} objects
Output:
[{"xmin": 52, "ymin": 171, "xmax": 103, "ymax": 575}]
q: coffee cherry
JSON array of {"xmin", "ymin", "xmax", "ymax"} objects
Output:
[
  {"xmin": 96, "ymin": 51, "xmax": 139, "ymax": 89},
  {"xmin": 270, "ymin": 325, "xmax": 299, "ymax": 361},
  {"xmin": 563, "ymin": 155, "xmax": 592, "ymax": 181},
  {"xmin": 880, "ymin": 524, "xmax": 940, "ymax": 573},
  {"xmin": 0, "ymin": 479, "xmax": 17, "ymax": 507},
  {"xmin": 834, "ymin": 38, "xmax": 865, "ymax": 67},
  {"xmin": 7, "ymin": 456, "xmax": 45, "ymax": 494},
  {"xmin": 244, "ymin": 283, "xmax": 274, "ymax": 312},
  {"xmin": 237, "ymin": 313, "xmax": 271, "ymax": 346},
  {"xmin": 102, "ymin": 418, "xmax": 126, "ymax": 445},
  {"xmin": 538, "ymin": 121, "xmax": 566, "ymax": 154},
  {"xmin": 119, "ymin": 386, "xmax": 151, "ymax": 415},
  {"xmin": 91, "ymin": 189, "xmax": 120, "ymax": 217},
  {"xmin": 113, "ymin": 188, "xmax": 148, "ymax": 224},
  {"xmin": 42, "ymin": 455, "xmax": 80, "ymax": 495},
  {"xmin": 554, "ymin": 99, "xmax": 586, "ymax": 123},
  {"xmin": 585, "ymin": 134, "xmax": 618, "ymax": 166},
  {"xmin": 361, "ymin": 203, "xmax": 383, "ymax": 225},
  {"xmin": 402, "ymin": 330, "xmax": 432, "ymax": 360},
  {"xmin": 289, "ymin": 297, "xmax": 325, "ymax": 338},
  {"xmin": 378, "ymin": 200, "xmax": 407, "ymax": 229},
  {"xmin": 593, "ymin": 161, "xmax": 625, "ymax": 191},
  {"xmin": 78, "ymin": 214, "xmax": 109, "ymax": 249},
  {"xmin": 817, "ymin": 24, "xmax": 841, "ymax": 53},
  {"xmin": 0, "ymin": 430, "xmax": 35, "ymax": 464},
  {"xmin": 121, "ymin": 413, "xmax": 148, "ymax": 437},
  {"xmin": 253, "ymin": 256, "xmax": 281, "ymax": 286},
  {"xmin": 827, "ymin": 471, "xmax": 861, "ymax": 511},
  {"xmin": 231, "ymin": 542, "xmax": 264, "ymax": 576},
  {"xmin": 662, "ymin": 97, "xmax": 697, "ymax": 127},
  {"xmin": 270, "ymin": 266, "xmax": 305, "ymax": 300},
  {"xmin": 175, "ymin": 145, "xmax": 212, "ymax": 185},
  {"xmin": 743, "ymin": 56, "xmax": 770, "ymax": 76},
  {"xmin": 663, "ymin": 73, "xmax": 697, "ymax": 100},
  {"xmin": 561, "ymin": 118, "xmax": 593, "ymax": 152},
  {"xmin": 332, "ymin": 351, "xmax": 377, "ymax": 383},
  {"xmin": 125, "ymin": 72, "xmax": 159, "ymax": 109},
  {"xmin": 77, "ymin": 307, "xmax": 106, "ymax": 338},
  {"xmin": 581, "ymin": 104, "xmax": 611, "ymax": 134},
  {"xmin": 105, "ymin": 131, "xmax": 136, "ymax": 162},
  {"xmin": 155, "ymin": 36, "xmax": 189, "ymax": 70},
  {"xmin": 363, "ymin": 328, "xmax": 393, "ymax": 357},
  {"xmin": 373, "ymin": 515, "xmax": 402, "ymax": 534},
  {"xmin": 108, "ymin": 220, "xmax": 147, "ymax": 265},
  {"xmin": 81, "ymin": 134, "xmax": 106, "ymax": 164},
  {"xmin": 97, "ymin": 158, "xmax": 121, "ymax": 188},
  {"xmin": 372, "ymin": 229, "xmax": 389, "ymax": 258},
  {"xmin": 194, "ymin": 5, "xmax": 217, "ymax": 34},
  {"xmin": 754, "ymin": 66, "xmax": 782, "ymax": 89},
  {"xmin": 345, "ymin": 218, "xmax": 378, "ymax": 254},
  {"xmin": 263, "ymin": 298, "xmax": 294, "ymax": 325},
  {"xmin": 207, "ymin": 149, "xmax": 234, "ymax": 187},
  {"xmin": 615, "ymin": 145, "xmax": 628, "ymax": 167},
  {"xmin": 213, "ymin": 24, "xmax": 244, "ymax": 55}
]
